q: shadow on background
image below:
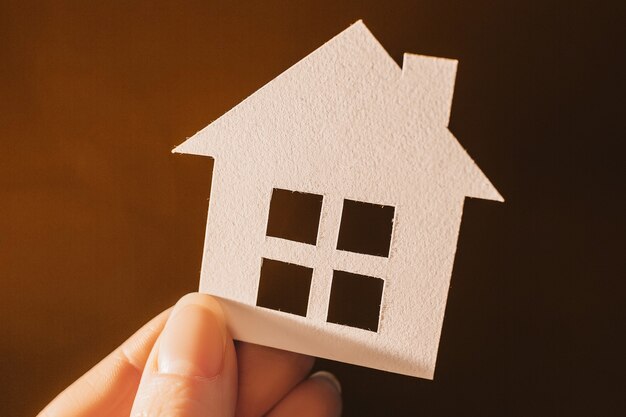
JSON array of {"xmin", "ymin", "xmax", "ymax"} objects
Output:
[{"xmin": 1, "ymin": 1, "xmax": 623, "ymax": 416}]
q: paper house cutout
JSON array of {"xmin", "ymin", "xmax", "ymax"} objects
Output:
[{"xmin": 173, "ymin": 20, "xmax": 503, "ymax": 379}]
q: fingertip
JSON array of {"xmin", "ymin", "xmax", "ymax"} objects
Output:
[
  {"xmin": 157, "ymin": 301, "xmax": 227, "ymax": 379},
  {"xmin": 308, "ymin": 371, "xmax": 342, "ymax": 415},
  {"xmin": 266, "ymin": 370, "xmax": 343, "ymax": 417},
  {"xmin": 130, "ymin": 293, "xmax": 238, "ymax": 416},
  {"xmin": 174, "ymin": 293, "xmax": 226, "ymax": 319},
  {"xmin": 310, "ymin": 371, "xmax": 342, "ymax": 394}
]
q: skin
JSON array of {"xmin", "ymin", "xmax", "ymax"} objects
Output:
[{"xmin": 38, "ymin": 293, "xmax": 342, "ymax": 417}]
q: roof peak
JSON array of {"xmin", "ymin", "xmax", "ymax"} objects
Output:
[{"xmin": 173, "ymin": 21, "xmax": 503, "ymax": 203}]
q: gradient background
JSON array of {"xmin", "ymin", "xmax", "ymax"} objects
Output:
[{"xmin": 1, "ymin": 1, "xmax": 623, "ymax": 416}]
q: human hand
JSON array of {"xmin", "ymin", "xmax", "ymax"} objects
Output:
[{"xmin": 38, "ymin": 293, "xmax": 342, "ymax": 417}]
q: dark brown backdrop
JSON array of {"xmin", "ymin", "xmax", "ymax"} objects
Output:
[{"xmin": 1, "ymin": 1, "xmax": 623, "ymax": 416}]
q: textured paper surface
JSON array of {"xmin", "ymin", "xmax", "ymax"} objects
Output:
[{"xmin": 173, "ymin": 20, "xmax": 503, "ymax": 379}]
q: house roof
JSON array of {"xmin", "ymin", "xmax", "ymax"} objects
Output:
[{"xmin": 173, "ymin": 20, "xmax": 503, "ymax": 202}]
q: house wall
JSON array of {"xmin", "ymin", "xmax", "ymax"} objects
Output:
[{"xmin": 198, "ymin": 147, "xmax": 467, "ymax": 378}]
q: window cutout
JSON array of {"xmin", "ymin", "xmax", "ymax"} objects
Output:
[
  {"xmin": 336, "ymin": 199, "xmax": 395, "ymax": 257},
  {"xmin": 326, "ymin": 270, "xmax": 384, "ymax": 332},
  {"xmin": 266, "ymin": 188, "xmax": 323, "ymax": 245},
  {"xmin": 256, "ymin": 258, "xmax": 312, "ymax": 317}
]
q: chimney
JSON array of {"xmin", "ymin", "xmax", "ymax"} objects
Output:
[{"xmin": 402, "ymin": 54, "xmax": 458, "ymax": 125}]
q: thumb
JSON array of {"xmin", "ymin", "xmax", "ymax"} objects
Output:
[{"xmin": 131, "ymin": 293, "xmax": 237, "ymax": 417}]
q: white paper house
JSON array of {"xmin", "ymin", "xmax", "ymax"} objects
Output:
[{"xmin": 174, "ymin": 20, "xmax": 503, "ymax": 379}]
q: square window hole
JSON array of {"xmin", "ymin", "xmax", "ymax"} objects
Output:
[
  {"xmin": 326, "ymin": 270, "xmax": 384, "ymax": 332},
  {"xmin": 266, "ymin": 188, "xmax": 323, "ymax": 245},
  {"xmin": 336, "ymin": 199, "xmax": 395, "ymax": 257},
  {"xmin": 256, "ymin": 258, "xmax": 313, "ymax": 317}
]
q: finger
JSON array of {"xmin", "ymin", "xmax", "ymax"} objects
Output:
[
  {"xmin": 266, "ymin": 371, "xmax": 342, "ymax": 417},
  {"xmin": 38, "ymin": 308, "xmax": 171, "ymax": 417},
  {"xmin": 130, "ymin": 293, "xmax": 238, "ymax": 417},
  {"xmin": 235, "ymin": 342, "xmax": 315, "ymax": 417}
]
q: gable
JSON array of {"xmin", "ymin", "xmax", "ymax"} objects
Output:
[{"xmin": 173, "ymin": 20, "xmax": 503, "ymax": 203}]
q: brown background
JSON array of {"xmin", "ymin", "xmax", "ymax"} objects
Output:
[{"xmin": 1, "ymin": 1, "xmax": 624, "ymax": 416}]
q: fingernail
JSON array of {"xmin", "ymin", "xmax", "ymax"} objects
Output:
[
  {"xmin": 310, "ymin": 370, "xmax": 342, "ymax": 394},
  {"xmin": 157, "ymin": 302, "xmax": 226, "ymax": 378}
]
